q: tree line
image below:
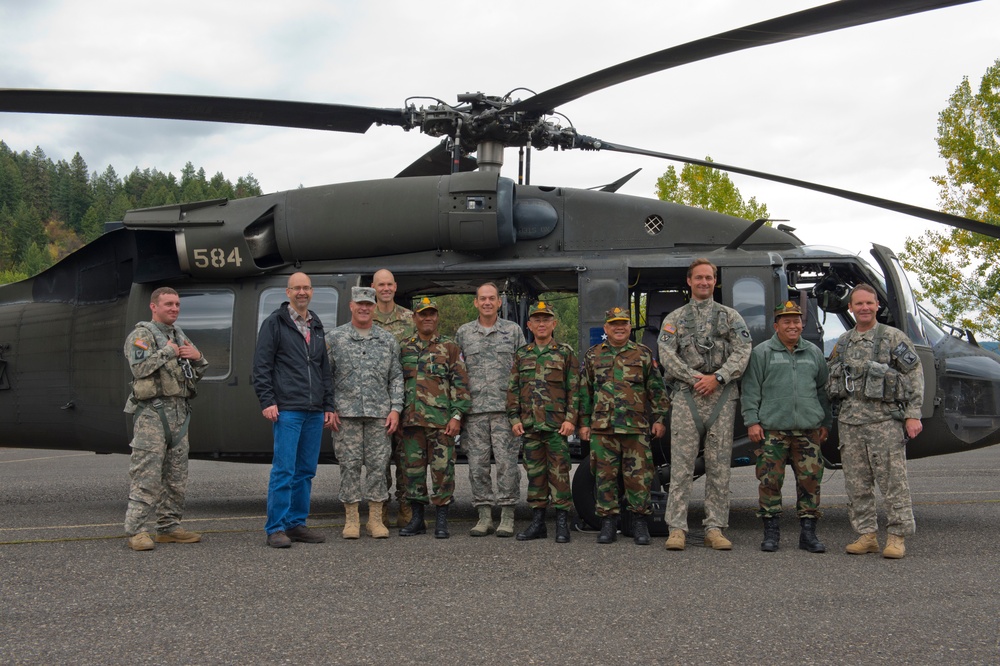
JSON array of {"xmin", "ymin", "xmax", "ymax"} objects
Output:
[{"xmin": 0, "ymin": 141, "xmax": 262, "ymax": 284}]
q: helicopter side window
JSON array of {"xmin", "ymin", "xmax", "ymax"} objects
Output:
[
  {"xmin": 257, "ymin": 287, "xmax": 340, "ymax": 333},
  {"xmin": 731, "ymin": 276, "xmax": 767, "ymax": 342},
  {"xmin": 175, "ymin": 290, "xmax": 235, "ymax": 381}
]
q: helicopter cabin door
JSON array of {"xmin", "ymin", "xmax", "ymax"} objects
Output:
[{"xmin": 869, "ymin": 244, "xmax": 935, "ymax": 418}]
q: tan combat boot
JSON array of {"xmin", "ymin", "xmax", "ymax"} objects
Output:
[
  {"xmin": 367, "ymin": 501, "xmax": 390, "ymax": 539},
  {"xmin": 470, "ymin": 505, "xmax": 494, "ymax": 537},
  {"xmin": 845, "ymin": 532, "xmax": 880, "ymax": 554},
  {"xmin": 343, "ymin": 502, "xmax": 361, "ymax": 539},
  {"xmin": 704, "ymin": 528, "xmax": 733, "ymax": 550},
  {"xmin": 665, "ymin": 529, "xmax": 686, "ymax": 551},
  {"xmin": 396, "ymin": 501, "xmax": 412, "ymax": 529},
  {"xmin": 154, "ymin": 527, "xmax": 202, "ymax": 543},
  {"xmin": 496, "ymin": 506, "xmax": 516, "ymax": 537},
  {"xmin": 127, "ymin": 532, "xmax": 155, "ymax": 551},
  {"xmin": 882, "ymin": 534, "xmax": 906, "ymax": 559}
]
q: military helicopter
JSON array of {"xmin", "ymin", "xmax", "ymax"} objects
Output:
[{"xmin": 2, "ymin": 0, "xmax": 999, "ymax": 529}]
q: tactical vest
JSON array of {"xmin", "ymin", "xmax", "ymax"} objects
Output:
[
  {"xmin": 827, "ymin": 324, "xmax": 911, "ymax": 410},
  {"xmin": 675, "ymin": 302, "xmax": 732, "ymax": 373},
  {"xmin": 128, "ymin": 321, "xmax": 198, "ymax": 406}
]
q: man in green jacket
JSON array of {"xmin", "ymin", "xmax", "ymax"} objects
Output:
[{"xmin": 740, "ymin": 301, "xmax": 832, "ymax": 553}]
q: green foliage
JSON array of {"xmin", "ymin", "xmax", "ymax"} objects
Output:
[
  {"xmin": 0, "ymin": 142, "xmax": 264, "ymax": 283},
  {"xmin": 655, "ymin": 157, "xmax": 769, "ymax": 222},
  {"xmin": 901, "ymin": 59, "xmax": 1000, "ymax": 339}
]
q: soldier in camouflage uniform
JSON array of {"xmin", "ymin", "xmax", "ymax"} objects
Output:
[
  {"xmin": 123, "ymin": 287, "xmax": 208, "ymax": 551},
  {"xmin": 456, "ymin": 282, "xmax": 526, "ymax": 537},
  {"xmin": 828, "ymin": 283, "xmax": 924, "ymax": 559},
  {"xmin": 741, "ymin": 301, "xmax": 832, "ymax": 553},
  {"xmin": 506, "ymin": 301, "xmax": 579, "ymax": 543},
  {"xmin": 371, "ymin": 269, "xmax": 416, "ymax": 527},
  {"xmin": 326, "ymin": 286, "xmax": 403, "ymax": 540},
  {"xmin": 659, "ymin": 259, "xmax": 752, "ymax": 551},
  {"xmin": 398, "ymin": 298, "xmax": 471, "ymax": 539},
  {"xmin": 579, "ymin": 306, "xmax": 670, "ymax": 545}
]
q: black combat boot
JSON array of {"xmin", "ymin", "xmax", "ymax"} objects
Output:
[
  {"xmin": 799, "ymin": 517, "xmax": 826, "ymax": 553},
  {"xmin": 399, "ymin": 502, "xmax": 426, "ymax": 536},
  {"xmin": 632, "ymin": 513, "xmax": 651, "ymax": 545},
  {"xmin": 760, "ymin": 516, "xmax": 780, "ymax": 552},
  {"xmin": 597, "ymin": 516, "xmax": 617, "ymax": 544},
  {"xmin": 554, "ymin": 510, "xmax": 571, "ymax": 544},
  {"xmin": 434, "ymin": 504, "xmax": 450, "ymax": 539},
  {"xmin": 516, "ymin": 507, "xmax": 548, "ymax": 541}
]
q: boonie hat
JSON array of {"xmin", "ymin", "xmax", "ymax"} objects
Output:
[
  {"xmin": 605, "ymin": 307, "xmax": 630, "ymax": 323},
  {"xmin": 774, "ymin": 300, "xmax": 804, "ymax": 318},
  {"xmin": 414, "ymin": 297, "xmax": 439, "ymax": 314},
  {"xmin": 352, "ymin": 286, "xmax": 377, "ymax": 304}
]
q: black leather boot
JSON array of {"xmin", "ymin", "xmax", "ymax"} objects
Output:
[
  {"xmin": 597, "ymin": 516, "xmax": 617, "ymax": 544},
  {"xmin": 399, "ymin": 502, "xmax": 426, "ymax": 536},
  {"xmin": 554, "ymin": 509, "xmax": 571, "ymax": 543},
  {"xmin": 760, "ymin": 516, "xmax": 780, "ymax": 552},
  {"xmin": 632, "ymin": 513, "xmax": 651, "ymax": 545},
  {"xmin": 516, "ymin": 507, "xmax": 547, "ymax": 541},
  {"xmin": 434, "ymin": 504, "xmax": 449, "ymax": 539},
  {"xmin": 799, "ymin": 517, "xmax": 826, "ymax": 553}
]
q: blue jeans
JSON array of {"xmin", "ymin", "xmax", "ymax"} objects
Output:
[{"xmin": 265, "ymin": 410, "xmax": 323, "ymax": 535}]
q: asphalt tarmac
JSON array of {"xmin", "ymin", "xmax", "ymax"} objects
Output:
[{"xmin": 2, "ymin": 445, "xmax": 998, "ymax": 665}]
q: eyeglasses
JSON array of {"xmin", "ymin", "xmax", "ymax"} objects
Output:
[{"xmin": 287, "ymin": 286, "xmax": 313, "ymax": 292}]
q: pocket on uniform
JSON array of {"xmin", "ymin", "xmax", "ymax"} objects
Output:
[{"xmin": 864, "ymin": 361, "xmax": 888, "ymax": 400}]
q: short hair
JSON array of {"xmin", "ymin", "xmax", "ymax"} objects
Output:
[
  {"xmin": 476, "ymin": 282, "xmax": 500, "ymax": 299},
  {"xmin": 849, "ymin": 283, "xmax": 878, "ymax": 302},
  {"xmin": 150, "ymin": 287, "xmax": 178, "ymax": 304},
  {"xmin": 687, "ymin": 258, "xmax": 717, "ymax": 278}
]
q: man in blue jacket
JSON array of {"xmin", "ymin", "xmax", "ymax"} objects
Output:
[
  {"xmin": 253, "ymin": 272, "xmax": 336, "ymax": 548},
  {"xmin": 741, "ymin": 301, "xmax": 831, "ymax": 553}
]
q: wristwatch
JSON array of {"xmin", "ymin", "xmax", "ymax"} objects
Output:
[{"xmin": 714, "ymin": 373, "xmax": 725, "ymax": 385}]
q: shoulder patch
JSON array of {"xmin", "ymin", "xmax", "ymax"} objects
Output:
[
  {"xmin": 891, "ymin": 341, "xmax": 920, "ymax": 370},
  {"xmin": 662, "ymin": 323, "xmax": 676, "ymax": 335},
  {"xmin": 740, "ymin": 329, "xmax": 751, "ymax": 339},
  {"xmin": 134, "ymin": 339, "xmax": 149, "ymax": 350}
]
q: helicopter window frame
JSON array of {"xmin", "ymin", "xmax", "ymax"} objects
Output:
[
  {"xmin": 257, "ymin": 287, "xmax": 340, "ymax": 334},
  {"xmin": 175, "ymin": 289, "xmax": 236, "ymax": 382},
  {"xmin": 730, "ymin": 274, "xmax": 768, "ymax": 343}
]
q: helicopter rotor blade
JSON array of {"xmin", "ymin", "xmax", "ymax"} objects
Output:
[
  {"xmin": 395, "ymin": 140, "xmax": 478, "ymax": 178},
  {"xmin": 0, "ymin": 89, "xmax": 410, "ymax": 134},
  {"xmin": 595, "ymin": 140, "xmax": 1000, "ymax": 239},
  {"xmin": 508, "ymin": 0, "xmax": 980, "ymax": 115}
]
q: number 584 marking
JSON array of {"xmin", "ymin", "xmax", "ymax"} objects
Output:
[{"xmin": 193, "ymin": 247, "xmax": 243, "ymax": 269}]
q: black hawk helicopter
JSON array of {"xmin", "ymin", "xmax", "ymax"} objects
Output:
[{"xmin": 2, "ymin": 0, "xmax": 999, "ymax": 528}]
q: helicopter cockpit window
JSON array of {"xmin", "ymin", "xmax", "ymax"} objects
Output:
[
  {"xmin": 732, "ymin": 276, "xmax": 767, "ymax": 341},
  {"xmin": 257, "ymin": 287, "xmax": 339, "ymax": 334},
  {"xmin": 176, "ymin": 290, "xmax": 235, "ymax": 381}
]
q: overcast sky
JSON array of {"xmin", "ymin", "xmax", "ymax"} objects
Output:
[{"xmin": 2, "ymin": 0, "xmax": 998, "ymax": 261}]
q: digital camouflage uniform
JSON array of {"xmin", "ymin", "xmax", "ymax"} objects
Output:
[
  {"xmin": 456, "ymin": 317, "xmax": 526, "ymax": 508},
  {"xmin": 123, "ymin": 320, "xmax": 208, "ymax": 536},
  {"xmin": 580, "ymin": 340, "xmax": 670, "ymax": 516},
  {"xmin": 399, "ymin": 333, "xmax": 470, "ymax": 506},
  {"xmin": 507, "ymin": 340, "xmax": 580, "ymax": 511},
  {"xmin": 325, "ymin": 322, "xmax": 403, "ymax": 503},
  {"xmin": 659, "ymin": 298, "xmax": 751, "ymax": 531},
  {"xmin": 741, "ymin": 333, "xmax": 832, "ymax": 518},
  {"xmin": 372, "ymin": 302, "xmax": 415, "ymax": 504},
  {"xmin": 828, "ymin": 324, "xmax": 924, "ymax": 536}
]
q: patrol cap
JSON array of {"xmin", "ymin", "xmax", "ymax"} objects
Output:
[
  {"xmin": 528, "ymin": 300, "xmax": 556, "ymax": 317},
  {"xmin": 351, "ymin": 286, "xmax": 377, "ymax": 304},
  {"xmin": 605, "ymin": 306, "xmax": 630, "ymax": 324},
  {"xmin": 413, "ymin": 296, "xmax": 439, "ymax": 314},
  {"xmin": 774, "ymin": 300, "xmax": 803, "ymax": 319}
]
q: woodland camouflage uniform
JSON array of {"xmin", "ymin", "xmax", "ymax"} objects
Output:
[
  {"xmin": 507, "ymin": 338, "xmax": 580, "ymax": 510},
  {"xmin": 399, "ymin": 332, "xmax": 470, "ymax": 505},
  {"xmin": 580, "ymin": 339, "xmax": 670, "ymax": 516},
  {"xmin": 123, "ymin": 320, "xmax": 208, "ymax": 537}
]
